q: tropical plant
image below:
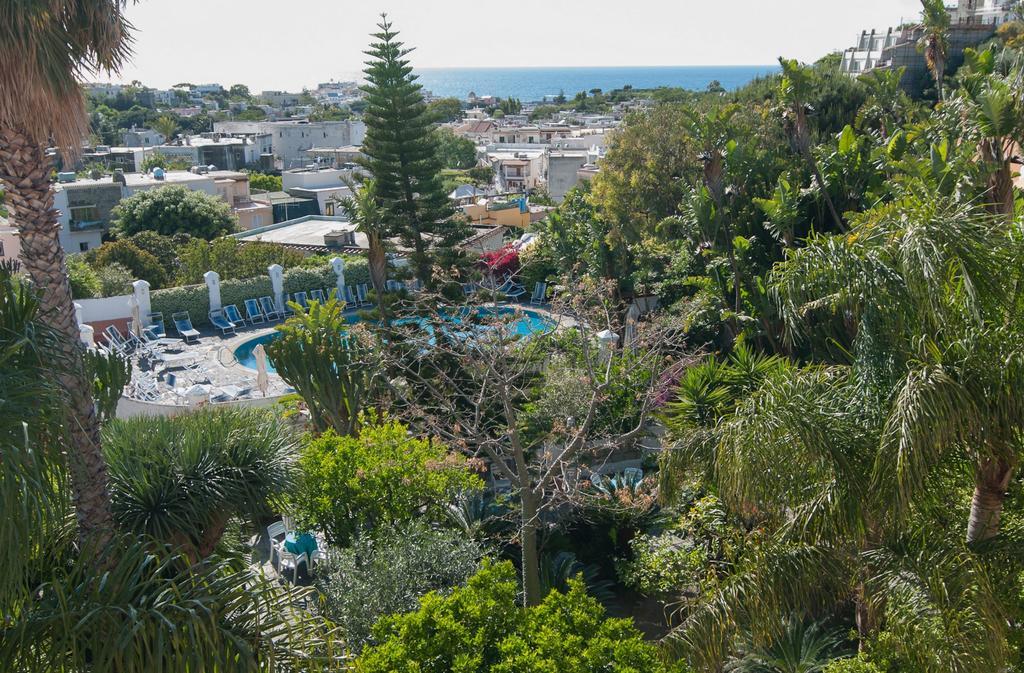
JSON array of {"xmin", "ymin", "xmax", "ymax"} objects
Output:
[
  {"xmin": 266, "ymin": 298, "xmax": 380, "ymax": 435},
  {"xmin": 918, "ymin": 0, "xmax": 951, "ymax": 102},
  {"xmin": 726, "ymin": 619, "xmax": 846, "ymax": 673},
  {"xmin": 84, "ymin": 347, "xmax": 130, "ymax": 422},
  {"xmin": 338, "ymin": 178, "xmax": 388, "ymax": 302},
  {"xmin": 102, "ymin": 408, "xmax": 298, "ymax": 561},
  {"xmin": 292, "ymin": 420, "xmax": 483, "ymax": 545},
  {"xmin": 95, "ymin": 261, "xmax": 135, "ymax": 296},
  {"xmin": 0, "ymin": 0, "xmax": 125, "ymax": 551}
]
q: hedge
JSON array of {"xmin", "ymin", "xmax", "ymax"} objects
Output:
[{"xmin": 150, "ymin": 257, "xmax": 369, "ymax": 327}]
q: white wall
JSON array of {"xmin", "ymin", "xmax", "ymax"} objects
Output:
[{"xmin": 76, "ymin": 294, "xmax": 134, "ymax": 323}]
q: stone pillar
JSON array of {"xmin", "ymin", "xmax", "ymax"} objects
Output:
[
  {"xmin": 330, "ymin": 256, "xmax": 346, "ymax": 297},
  {"xmin": 596, "ymin": 329, "xmax": 618, "ymax": 362},
  {"xmin": 74, "ymin": 302, "xmax": 83, "ymax": 326},
  {"xmin": 132, "ymin": 279, "xmax": 152, "ymax": 325},
  {"xmin": 269, "ymin": 264, "xmax": 284, "ymax": 312},
  {"xmin": 204, "ymin": 270, "xmax": 222, "ymax": 312}
]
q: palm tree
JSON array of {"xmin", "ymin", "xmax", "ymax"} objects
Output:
[
  {"xmin": 776, "ymin": 59, "xmax": 846, "ymax": 233},
  {"xmin": 151, "ymin": 115, "xmax": 178, "ymax": 144},
  {"xmin": 0, "ymin": 0, "xmax": 132, "ymax": 552},
  {"xmin": 726, "ymin": 619, "xmax": 845, "ymax": 673},
  {"xmin": 918, "ymin": 0, "xmax": 951, "ymax": 102},
  {"xmin": 339, "ymin": 178, "xmax": 388, "ymax": 304},
  {"xmin": 771, "ymin": 188, "xmax": 1023, "ymax": 545},
  {"xmin": 0, "ymin": 265, "xmax": 341, "ymax": 670}
]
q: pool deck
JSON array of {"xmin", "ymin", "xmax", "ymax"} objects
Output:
[{"xmin": 122, "ymin": 300, "xmax": 571, "ymax": 410}]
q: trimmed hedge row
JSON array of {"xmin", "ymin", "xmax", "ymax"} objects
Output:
[{"xmin": 150, "ymin": 257, "xmax": 369, "ymax": 327}]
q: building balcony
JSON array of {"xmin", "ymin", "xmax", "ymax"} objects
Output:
[{"xmin": 69, "ymin": 219, "xmax": 106, "ymax": 232}]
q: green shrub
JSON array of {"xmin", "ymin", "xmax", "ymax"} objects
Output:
[
  {"xmin": 67, "ymin": 254, "xmax": 101, "ymax": 299},
  {"xmin": 315, "ymin": 522, "xmax": 482, "ymax": 652},
  {"xmin": 355, "ymin": 561, "xmax": 681, "ymax": 673},
  {"xmin": 96, "ymin": 263, "xmax": 135, "ymax": 297},
  {"xmin": 293, "ymin": 420, "xmax": 483, "ymax": 546},
  {"xmin": 89, "ymin": 239, "xmax": 168, "ymax": 288}
]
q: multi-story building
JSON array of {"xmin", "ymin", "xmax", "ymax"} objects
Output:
[
  {"xmin": 840, "ymin": 20, "xmax": 999, "ymax": 94},
  {"xmin": 149, "ymin": 134, "xmax": 272, "ymax": 171},
  {"xmin": 260, "ymin": 90, "xmax": 302, "ymax": 108},
  {"xmin": 281, "ymin": 166, "xmax": 357, "ymax": 215},
  {"xmin": 953, "ymin": 0, "xmax": 1017, "ymax": 26},
  {"xmin": 213, "ymin": 119, "xmax": 366, "ymax": 168},
  {"xmin": 485, "ymin": 146, "xmax": 548, "ymax": 193},
  {"xmin": 547, "ymin": 151, "xmax": 591, "ymax": 202},
  {"xmin": 122, "ymin": 128, "xmax": 166, "ymax": 147}
]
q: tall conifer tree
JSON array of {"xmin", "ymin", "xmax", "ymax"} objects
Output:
[{"xmin": 359, "ymin": 16, "xmax": 467, "ymax": 284}]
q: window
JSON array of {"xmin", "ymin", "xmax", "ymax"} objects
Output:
[
  {"xmin": 325, "ymin": 201, "xmax": 335, "ymax": 216},
  {"xmin": 79, "ymin": 242, "xmax": 89, "ymax": 252},
  {"xmin": 0, "ymin": 242, "xmax": 4, "ymax": 257},
  {"xmin": 69, "ymin": 205, "xmax": 100, "ymax": 223}
]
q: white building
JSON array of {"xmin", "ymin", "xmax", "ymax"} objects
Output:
[
  {"xmin": 840, "ymin": 28, "xmax": 902, "ymax": 75},
  {"xmin": 485, "ymin": 146, "xmax": 548, "ymax": 193},
  {"xmin": 213, "ymin": 119, "xmax": 366, "ymax": 168},
  {"xmin": 953, "ymin": 0, "xmax": 1016, "ymax": 26},
  {"xmin": 281, "ymin": 166, "xmax": 358, "ymax": 215},
  {"xmin": 547, "ymin": 151, "xmax": 590, "ymax": 202},
  {"xmin": 122, "ymin": 128, "xmax": 166, "ymax": 147}
]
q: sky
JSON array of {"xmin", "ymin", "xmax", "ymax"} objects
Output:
[{"xmin": 110, "ymin": 0, "xmax": 926, "ymax": 91}]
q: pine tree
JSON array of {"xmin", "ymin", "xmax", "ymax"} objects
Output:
[{"xmin": 359, "ymin": 15, "xmax": 467, "ymax": 284}]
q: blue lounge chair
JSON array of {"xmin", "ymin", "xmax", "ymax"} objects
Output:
[
  {"xmin": 244, "ymin": 298, "xmax": 266, "ymax": 324},
  {"xmin": 385, "ymin": 279, "xmax": 403, "ymax": 292},
  {"xmin": 530, "ymin": 281, "xmax": 548, "ymax": 306},
  {"xmin": 356, "ymin": 283, "xmax": 371, "ymax": 307},
  {"xmin": 147, "ymin": 312, "xmax": 167, "ymax": 338},
  {"xmin": 344, "ymin": 286, "xmax": 359, "ymax": 307},
  {"xmin": 497, "ymin": 278, "xmax": 526, "ymax": 301},
  {"xmin": 171, "ymin": 312, "xmax": 201, "ymax": 343},
  {"xmin": 310, "ymin": 288, "xmax": 327, "ymax": 305},
  {"xmin": 281, "ymin": 294, "xmax": 295, "ymax": 318},
  {"xmin": 259, "ymin": 296, "xmax": 281, "ymax": 321},
  {"xmin": 208, "ymin": 309, "xmax": 236, "ymax": 336},
  {"xmin": 224, "ymin": 304, "xmax": 246, "ymax": 328},
  {"xmin": 292, "ymin": 291, "xmax": 309, "ymax": 311},
  {"xmin": 462, "ymin": 282, "xmax": 477, "ymax": 297},
  {"xmin": 328, "ymin": 287, "xmax": 341, "ymax": 303}
]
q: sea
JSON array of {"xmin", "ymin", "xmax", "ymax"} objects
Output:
[{"xmin": 411, "ymin": 65, "xmax": 780, "ymax": 102}]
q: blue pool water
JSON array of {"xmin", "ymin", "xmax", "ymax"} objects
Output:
[{"xmin": 234, "ymin": 306, "xmax": 555, "ymax": 373}]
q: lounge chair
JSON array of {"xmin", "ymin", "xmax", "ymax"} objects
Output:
[
  {"xmin": 497, "ymin": 278, "xmax": 526, "ymax": 301},
  {"xmin": 344, "ymin": 285, "xmax": 359, "ymax": 307},
  {"xmin": 292, "ymin": 291, "xmax": 309, "ymax": 311},
  {"xmin": 385, "ymin": 279, "xmax": 403, "ymax": 293},
  {"xmin": 406, "ymin": 278, "xmax": 423, "ymax": 292},
  {"xmin": 104, "ymin": 325, "xmax": 132, "ymax": 355},
  {"xmin": 224, "ymin": 304, "xmax": 246, "ymax": 328},
  {"xmin": 171, "ymin": 312, "xmax": 201, "ymax": 343},
  {"xmin": 147, "ymin": 312, "xmax": 167, "ymax": 338},
  {"xmin": 244, "ymin": 298, "xmax": 266, "ymax": 324},
  {"xmin": 208, "ymin": 309, "xmax": 236, "ymax": 336},
  {"xmin": 310, "ymin": 288, "xmax": 326, "ymax": 305},
  {"xmin": 259, "ymin": 296, "xmax": 281, "ymax": 321},
  {"xmin": 530, "ymin": 281, "xmax": 548, "ymax": 306},
  {"xmin": 462, "ymin": 282, "xmax": 478, "ymax": 297},
  {"xmin": 281, "ymin": 295, "xmax": 295, "ymax": 318},
  {"xmin": 356, "ymin": 283, "xmax": 371, "ymax": 307}
]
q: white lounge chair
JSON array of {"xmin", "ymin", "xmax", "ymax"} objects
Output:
[
  {"xmin": 530, "ymin": 281, "xmax": 548, "ymax": 306},
  {"xmin": 224, "ymin": 304, "xmax": 246, "ymax": 328},
  {"xmin": 208, "ymin": 309, "xmax": 236, "ymax": 336},
  {"xmin": 244, "ymin": 298, "xmax": 266, "ymax": 325}
]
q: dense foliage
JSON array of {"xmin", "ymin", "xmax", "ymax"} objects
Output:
[
  {"xmin": 110, "ymin": 184, "xmax": 237, "ymax": 239},
  {"xmin": 293, "ymin": 420, "xmax": 483, "ymax": 545}
]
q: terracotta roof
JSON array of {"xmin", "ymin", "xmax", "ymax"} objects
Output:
[{"xmin": 456, "ymin": 120, "xmax": 496, "ymax": 134}]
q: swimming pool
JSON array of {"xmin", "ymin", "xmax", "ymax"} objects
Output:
[{"xmin": 233, "ymin": 305, "xmax": 556, "ymax": 373}]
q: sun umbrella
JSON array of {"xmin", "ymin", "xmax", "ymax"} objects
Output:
[
  {"xmin": 254, "ymin": 343, "xmax": 270, "ymax": 397},
  {"xmin": 129, "ymin": 297, "xmax": 142, "ymax": 337}
]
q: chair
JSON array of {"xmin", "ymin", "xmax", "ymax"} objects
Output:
[
  {"xmin": 104, "ymin": 325, "xmax": 132, "ymax": 355},
  {"xmin": 259, "ymin": 296, "xmax": 281, "ymax": 321},
  {"xmin": 344, "ymin": 286, "xmax": 359, "ymax": 307},
  {"xmin": 281, "ymin": 294, "xmax": 295, "ymax": 318},
  {"xmin": 462, "ymin": 282, "xmax": 478, "ymax": 297},
  {"xmin": 530, "ymin": 281, "xmax": 547, "ymax": 306},
  {"xmin": 310, "ymin": 288, "xmax": 326, "ymax": 305},
  {"xmin": 223, "ymin": 304, "xmax": 246, "ymax": 328},
  {"xmin": 135, "ymin": 323, "xmax": 165, "ymax": 355},
  {"xmin": 356, "ymin": 283, "xmax": 371, "ymax": 307},
  {"xmin": 266, "ymin": 521, "xmax": 304, "ymax": 583},
  {"xmin": 208, "ymin": 309, "xmax": 236, "ymax": 336},
  {"xmin": 147, "ymin": 313, "xmax": 167, "ymax": 338},
  {"xmin": 132, "ymin": 374, "xmax": 161, "ymax": 402},
  {"xmin": 385, "ymin": 279, "xmax": 403, "ymax": 293},
  {"xmin": 244, "ymin": 298, "xmax": 266, "ymax": 324},
  {"xmin": 497, "ymin": 278, "xmax": 526, "ymax": 301},
  {"xmin": 171, "ymin": 312, "xmax": 201, "ymax": 344},
  {"xmin": 328, "ymin": 287, "xmax": 341, "ymax": 303},
  {"xmin": 406, "ymin": 279, "xmax": 423, "ymax": 293},
  {"xmin": 292, "ymin": 291, "xmax": 309, "ymax": 310}
]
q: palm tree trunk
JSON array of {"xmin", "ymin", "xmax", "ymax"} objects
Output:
[
  {"xmin": 966, "ymin": 457, "xmax": 1013, "ymax": 544},
  {"xmin": 367, "ymin": 234, "xmax": 388, "ymax": 303},
  {"xmin": 0, "ymin": 128, "xmax": 116, "ymax": 552}
]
